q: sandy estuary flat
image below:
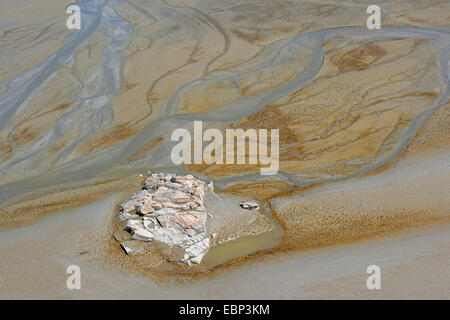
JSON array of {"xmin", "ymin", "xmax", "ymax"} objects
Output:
[{"xmin": 0, "ymin": 0, "xmax": 449, "ymax": 299}]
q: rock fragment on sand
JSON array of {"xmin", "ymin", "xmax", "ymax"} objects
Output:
[
  {"xmin": 120, "ymin": 240, "xmax": 145, "ymax": 255},
  {"xmin": 117, "ymin": 173, "xmax": 213, "ymax": 265},
  {"xmin": 240, "ymin": 201, "xmax": 259, "ymax": 210}
]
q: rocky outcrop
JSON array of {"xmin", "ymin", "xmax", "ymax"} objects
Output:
[{"xmin": 118, "ymin": 173, "xmax": 211, "ymax": 265}]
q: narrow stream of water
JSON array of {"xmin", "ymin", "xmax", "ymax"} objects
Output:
[{"xmin": 0, "ymin": 2, "xmax": 449, "ymax": 209}]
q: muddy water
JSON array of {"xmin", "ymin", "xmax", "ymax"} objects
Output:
[
  {"xmin": 187, "ymin": 190, "xmax": 283, "ymax": 269},
  {"xmin": 201, "ymin": 210, "xmax": 283, "ymax": 269}
]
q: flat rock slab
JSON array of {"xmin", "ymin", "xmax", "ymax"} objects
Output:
[{"xmin": 120, "ymin": 240, "xmax": 145, "ymax": 255}]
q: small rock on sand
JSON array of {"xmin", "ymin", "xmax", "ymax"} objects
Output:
[{"xmin": 240, "ymin": 201, "xmax": 259, "ymax": 210}]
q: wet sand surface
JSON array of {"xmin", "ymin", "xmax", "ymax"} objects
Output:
[
  {"xmin": 0, "ymin": 145, "xmax": 448, "ymax": 299},
  {"xmin": 0, "ymin": 196, "xmax": 448, "ymax": 299},
  {"xmin": 0, "ymin": 0, "xmax": 449, "ymax": 298}
]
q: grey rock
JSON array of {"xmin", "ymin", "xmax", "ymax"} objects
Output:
[
  {"xmin": 239, "ymin": 201, "xmax": 259, "ymax": 210},
  {"xmin": 131, "ymin": 227, "xmax": 154, "ymax": 242},
  {"xmin": 143, "ymin": 216, "xmax": 158, "ymax": 230},
  {"xmin": 125, "ymin": 219, "xmax": 144, "ymax": 232},
  {"xmin": 120, "ymin": 240, "xmax": 145, "ymax": 255},
  {"xmin": 137, "ymin": 204, "xmax": 154, "ymax": 215},
  {"xmin": 118, "ymin": 210, "xmax": 139, "ymax": 222},
  {"xmin": 152, "ymin": 207, "xmax": 178, "ymax": 217},
  {"xmin": 144, "ymin": 181, "xmax": 158, "ymax": 190},
  {"xmin": 119, "ymin": 190, "xmax": 149, "ymax": 213}
]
